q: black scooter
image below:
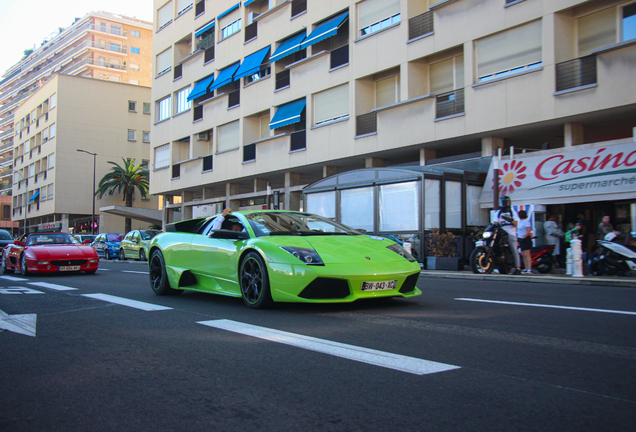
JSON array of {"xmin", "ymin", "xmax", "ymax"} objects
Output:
[{"xmin": 470, "ymin": 222, "xmax": 515, "ymax": 274}]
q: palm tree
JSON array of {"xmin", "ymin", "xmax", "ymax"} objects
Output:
[{"xmin": 95, "ymin": 158, "xmax": 149, "ymax": 233}]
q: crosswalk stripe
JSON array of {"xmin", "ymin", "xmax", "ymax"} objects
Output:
[
  {"xmin": 198, "ymin": 319, "xmax": 460, "ymax": 376},
  {"xmin": 1, "ymin": 276, "xmax": 28, "ymax": 282},
  {"xmin": 28, "ymin": 282, "xmax": 77, "ymax": 291},
  {"xmin": 456, "ymin": 298, "xmax": 636, "ymax": 316},
  {"xmin": 82, "ymin": 293, "xmax": 172, "ymax": 311}
]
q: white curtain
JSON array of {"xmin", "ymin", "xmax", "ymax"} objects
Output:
[{"xmin": 379, "ymin": 182, "xmax": 419, "ymax": 232}]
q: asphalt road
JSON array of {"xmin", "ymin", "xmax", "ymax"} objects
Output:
[{"xmin": 1, "ymin": 260, "xmax": 635, "ymax": 431}]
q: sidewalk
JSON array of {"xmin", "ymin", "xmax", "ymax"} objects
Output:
[{"xmin": 419, "ymin": 268, "xmax": 636, "ymax": 288}]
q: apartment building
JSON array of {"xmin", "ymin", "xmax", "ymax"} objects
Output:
[
  {"xmin": 150, "ymin": 0, "xmax": 636, "ymax": 254},
  {"xmin": 0, "ymin": 11, "xmax": 153, "ymax": 204},
  {"xmin": 12, "ymin": 74, "xmax": 159, "ymax": 234}
]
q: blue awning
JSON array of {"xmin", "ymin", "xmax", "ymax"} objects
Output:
[
  {"xmin": 270, "ymin": 31, "xmax": 306, "ymax": 62},
  {"xmin": 218, "ymin": 3, "xmax": 239, "ymax": 20},
  {"xmin": 187, "ymin": 74, "xmax": 215, "ymax": 101},
  {"xmin": 208, "ymin": 63, "xmax": 241, "ymax": 92},
  {"xmin": 29, "ymin": 190, "xmax": 40, "ymax": 202},
  {"xmin": 195, "ymin": 20, "xmax": 215, "ymax": 37},
  {"xmin": 234, "ymin": 47, "xmax": 270, "ymax": 80},
  {"xmin": 243, "ymin": 0, "xmax": 256, "ymax": 6},
  {"xmin": 301, "ymin": 12, "xmax": 349, "ymax": 50},
  {"xmin": 269, "ymin": 99, "xmax": 306, "ymax": 130}
]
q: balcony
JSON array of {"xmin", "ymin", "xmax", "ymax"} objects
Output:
[
  {"xmin": 408, "ymin": 11, "xmax": 434, "ymax": 40},
  {"xmin": 85, "ymin": 40, "xmax": 127, "ymax": 54},
  {"xmin": 87, "ymin": 24, "xmax": 127, "ymax": 38},
  {"xmin": 356, "ymin": 112, "xmax": 377, "ymax": 136},
  {"xmin": 435, "ymin": 88, "xmax": 464, "ymax": 119},
  {"xmin": 555, "ymin": 55, "xmax": 597, "ymax": 93}
]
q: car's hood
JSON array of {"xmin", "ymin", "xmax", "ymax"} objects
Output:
[
  {"xmin": 301, "ymin": 235, "xmax": 401, "ymax": 264},
  {"xmin": 28, "ymin": 245, "xmax": 97, "ymax": 258},
  {"xmin": 104, "ymin": 241, "xmax": 121, "ymax": 247}
]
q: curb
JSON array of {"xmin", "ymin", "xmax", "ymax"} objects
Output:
[{"xmin": 419, "ymin": 270, "xmax": 636, "ymax": 288}]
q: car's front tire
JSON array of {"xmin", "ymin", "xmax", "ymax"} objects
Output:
[
  {"xmin": 119, "ymin": 249, "xmax": 125, "ymax": 260},
  {"xmin": 149, "ymin": 249, "xmax": 180, "ymax": 295},
  {"xmin": 139, "ymin": 249, "xmax": 146, "ymax": 261},
  {"xmin": 2, "ymin": 253, "xmax": 13, "ymax": 274},
  {"xmin": 239, "ymin": 252, "xmax": 273, "ymax": 309},
  {"xmin": 104, "ymin": 249, "xmax": 110, "ymax": 260},
  {"xmin": 20, "ymin": 254, "xmax": 29, "ymax": 275}
]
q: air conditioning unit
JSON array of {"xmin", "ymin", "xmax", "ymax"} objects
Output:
[
  {"xmin": 196, "ymin": 132, "xmax": 209, "ymax": 141},
  {"xmin": 247, "ymin": 12, "xmax": 259, "ymax": 24}
]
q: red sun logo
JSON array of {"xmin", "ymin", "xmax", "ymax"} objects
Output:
[{"xmin": 493, "ymin": 159, "xmax": 527, "ymax": 195}]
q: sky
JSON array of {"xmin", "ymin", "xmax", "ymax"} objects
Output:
[{"xmin": 0, "ymin": 0, "xmax": 154, "ymax": 77}]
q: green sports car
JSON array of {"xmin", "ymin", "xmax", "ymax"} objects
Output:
[{"xmin": 148, "ymin": 211, "xmax": 422, "ymax": 308}]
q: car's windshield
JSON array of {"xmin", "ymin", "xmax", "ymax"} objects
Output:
[
  {"xmin": 27, "ymin": 233, "xmax": 80, "ymax": 246},
  {"xmin": 244, "ymin": 212, "xmax": 361, "ymax": 237},
  {"xmin": 140, "ymin": 230, "xmax": 160, "ymax": 240},
  {"xmin": 106, "ymin": 234, "xmax": 124, "ymax": 242}
]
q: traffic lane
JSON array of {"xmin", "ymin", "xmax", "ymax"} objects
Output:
[{"xmin": 1, "ymin": 292, "xmax": 633, "ymax": 431}]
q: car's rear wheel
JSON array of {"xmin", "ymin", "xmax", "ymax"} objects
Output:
[
  {"xmin": 104, "ymin": 249, "xmax": 110, "ymax": 260},
  {"xmin": 149, "ymin": 249, "xmax": 180, "ymax": 295},
  {"xmin": 2, "ymin": 253, "xmax": 13, "ymax": 274},
  {"xmin": 239, "ymin": 252, "xmax": 273, "ymax": 309},
  {"xmin": 139, "ymin": 249, "xmax": 146, "ymax": 261},
  {"xmin": 119, "ymin": 249, "xmax": 125, "ymax": 260},
  {"xmin": 20, "ymin": 254, "xmax": 29, "ymax": 275}
]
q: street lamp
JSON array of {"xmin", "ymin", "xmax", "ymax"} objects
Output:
[{"xmin": 77, "ymin": 149, "xmax": 97, "ymax": 234}]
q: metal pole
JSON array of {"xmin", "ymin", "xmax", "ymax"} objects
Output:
[{"xmin": 92, "ymin": 153, "xmax": 96, "ymax": 234}]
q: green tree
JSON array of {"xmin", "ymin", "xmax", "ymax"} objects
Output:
[{"xmin": 95, "ymin": 158, "xmax": 149, "ymax": 233}]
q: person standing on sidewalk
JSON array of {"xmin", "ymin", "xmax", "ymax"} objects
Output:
[
  {"xmin": 544, "ymin": 214, "xmax": 564, "ymax": 267},
  {"xmin": 518, "ymin": 210, "xmax": 532, "ymax": 274}
]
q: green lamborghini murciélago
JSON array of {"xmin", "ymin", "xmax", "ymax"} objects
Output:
[{"xmin": 148, "ymin": 211, "xmax": 421, "ymax": 308}]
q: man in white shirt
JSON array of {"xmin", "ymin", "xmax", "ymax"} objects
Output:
[
  {"xmin": 497, "ymin": 196, "xmax": 520, "ymax": 274},
  {"xmin": 211, "ymin": 208, "xmax": 243, "ymax": 232}
]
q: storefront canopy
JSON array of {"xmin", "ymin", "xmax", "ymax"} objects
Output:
[{"xmin": 479, "ymin": 140, "xmax": 636, "ymax": 208}]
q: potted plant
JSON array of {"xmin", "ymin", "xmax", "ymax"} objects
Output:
[{"xmin": 426, "ymin": 228, "xmax": 459, "ymax": 270}]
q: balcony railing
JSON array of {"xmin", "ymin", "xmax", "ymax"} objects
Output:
[
  {"xmin": 202, "ymin": 155, "xmax": 213, "ymax": 171},
  {"xmin": 174, "ymin": 64, "xmax": 183, "ymax": 80},
  {"xmin": 85, "ymin": 40, "xmax": 127, "ymax": 53},
  {"xmin": 290, "ymin": 130, "xmax": 306, "ymax": 151},
  {"xmin": 436, "ymin": 88, "xmax": 464, "ymax": 119},
  {"xmin": 193, "ymin": 105, "xmax": 203, "ymax": 121},
  {"xmin": 245, "ymin": 22, "xmax": 257, "ymax": 42},
  {"xmin": 356, "ymin": 112, "xmax": 377, "ymax": 136},
  {"xmin": 87, "ymin": 24, "xmax": 127, "ymax": 37},
  {"xmin": 243, "ymin": 144, "xmax": 256, "ymax": 162},
  {"xmin": 197, "ymin": 34, "xmax": 214, "ymax": 51},
  {"xmin": 330, "ymin": 45, "xmax": 349, "ymax": 69},
  {"xmin": 555, "ymin": 55, "xmax": 597, "ymax": 93},
  {"xmin": 408, "ymin": 10, "xmax": 434, "ymax": 40},
  {"xmin": 195, "ymin": 0, "xmax": 205, "ymax": 16},
  {"xmin": 228, "ymin": 89, "xmax": 240, "ymax": 108},
  {"xmin": 291, "ymin": 0, "xmax": 307, "ymax": 17},
  {"xmin": 172, "ymin": 164, "xmax": 180, "ymax": 179},
  {"xmin": 276, "ymin": 70, "xmax": 290, "ymax": 90}
]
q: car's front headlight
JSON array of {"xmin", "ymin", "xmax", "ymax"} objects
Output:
[
  {"xmin": 280, "ymin": 247, "xmax": 324, "ymax": 265},
  {"xmin": 387, "ymin": 244, "xmax": 417, "ymax": 262}
]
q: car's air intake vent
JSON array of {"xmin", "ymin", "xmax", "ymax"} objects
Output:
[
  {"xmin": 399, "ymin": 272, "xmax": 420, "ymax": 294},
  {"xmin": 51, "ymin": 260, "xmax": 87, "ymax": 266},
  {"xmin": 299, "ymin": 278, "xmax": 350, "ymax": 299}
]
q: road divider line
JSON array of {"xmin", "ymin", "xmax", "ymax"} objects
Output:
[
  {"xmin": 82, "ymin": 293, "xmax": 172, "ymax": 311},
  {"xmin": 28, "ymin": 282, "xmax": 77, "ymax": 291},
  {"xmin": 122, "ymin": 270, "xmax": 149, "ymax": 274},
  {"xmin": 1, "ymin": 276, "xmax": 28, "ymax": 281},
  {"xmin": 198, "ymin": 319, "xmax": 460, "ymax": 376},
  {"xmin": 456, "ymin": 298, "xmax": 636, "ymax": 316}
]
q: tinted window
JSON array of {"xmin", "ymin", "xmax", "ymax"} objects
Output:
[{"xmin": 0, "ymin": 230, "xmax": 13, "ymax": 240}]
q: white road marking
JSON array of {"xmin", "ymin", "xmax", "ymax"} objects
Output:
[
  {"xmin": 198, "ymin": 319, "xmax": 460, "ymax": 376},
  {"xmin": 0, "ymin": 276, "xmax": 28, "ymax": 281},
  {"xmin": 28, "ymin": 282, "xmax": 77, "ymax": 291},
  {"xmin": 0, "ymin": 287, "xmax": 44, "ymax": 294},
  {"xmin": 0, "ymin": 309, "xmax": 37, "ymax": 337},
  {"xmin": 122, "ymin": 270, "xmax": 149, "ymax": 275},
  {"xmin": 82, "ymin": 294, "xmax": 172, "ymax": 311},
  {"xmin": 97, "ymin": 268, "xmax": 111, "ymax": 271},
  {"xmin": 456, "ymin": 298, "xmax": 636, "ymax": 316}
]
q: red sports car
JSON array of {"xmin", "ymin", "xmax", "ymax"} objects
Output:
[{"xmin": 2, "ymin": 232, "xmax": 100, "ymax": 275}]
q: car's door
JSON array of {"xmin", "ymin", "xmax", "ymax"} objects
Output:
[
  {"xmin": 121, "ymin": 232, "xmax": 135, "ymax": 258},
  {"xmin": 130, "ymin": 231, "xmax": 141, "ymax": 257},
  {"xmin": 5, "ymin": 234, "xmax": 27, "ymax": 269},
  {"xmin": 92, "ymin": 234, "xmax": 105, "ymax": 257}
]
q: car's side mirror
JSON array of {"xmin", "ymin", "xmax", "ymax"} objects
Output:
[{"xmin": 210, "ymin": 230, "xmax": 249, "ymax": 240}]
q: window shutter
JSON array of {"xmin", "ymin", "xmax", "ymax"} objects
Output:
[
  {"xmin": 156, "ymin": 48, "xmax": 172, "ymax": 74},
  {"xmin": 217, "ymin": 121, "xmax": 240, "ymax": 152},
  {"xmin": 578, "ymin": 8, "xmax": 617, "ymax": 56},
  {"xmin": 376, "ymin": 76, "xmax": 397, "ymax": 107},
  {"xmin": 358, "ymin": 0, "xmax": 400, "ymax": 29},
  {"xmin": 154, "ymin": 144, "xmax": 170, "ymax": 169},
  {"xmin": 260, "ymin": 116, "xmax": 270, "ymax": 139},
  {"xmin": 430, "ymin": 58, "xmax": 454, "ymax": 95},
  {"xmin": 476, "ymin": 20, "xmax": 542, "ymax": 78},
  {"xmin": 314, "ymin": 84, "xmax": 349, "ymax": 124},
  {"xmin": 177, "ymin": 0, "xmax": 190, "ymax": 13},
  {"xmin": 158, "ymin": 1, "xmax": 173, "ymax": 28}
]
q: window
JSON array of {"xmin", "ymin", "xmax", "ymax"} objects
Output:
[
  {"xmin": 128, "ymin": 130, "xmax": 136, "ymax": 141},
  {"xmin": 2, "ymin": 205, "xmax": 9, "ymax": 219},
  {"xmin": 306, "ymin": 191, "xmax": 336, "ymax": 218},
  {"xmin": 29, "ymin": 164, "xmax": 35, "ymax": 178},
  {"xmin": 156, "ymin": 96, "xmax": 171, "ymax": 122},
  {"xmin": 376, "ymin": 75, "xmax": 399, "ymax": 107},
  {"xmin": 131, "ymin": 30, "xmax": 141, "ymax": 38},
  {"xmin": 430, "ymin": 55, "xmax": 464, "ymax": 94},
  {"xmin": 358, "ymin": 0, "xmax": 401, "ymax": 37},
  {"xmin": 175, "ymin": 87, "xmax": 192, "ymax": 114},
  {"xmin": 158, "ymin": 1, "xmax": 173, "ymax": 29},
  {"xmin": 129, "ymin": 63, "xmax": 140, "ymax": 71},
  {"xmin": 177, "ymin": 0, "xmax": 192, "ymax": 15},
  {"xmin": 156, "ymin": 48, "xmax": 172, "ymax": 76},
  {"xmin": 48, "ymin": 184, "xmax": 54, "ymax": 200},
  {"xmin": 154, "ymin": 144, "xmax": 170, "ymax": 169},
  {"xmin": 424, "ymin": 179, "xmax": 440, "ymax": 229},
  {"xmin": 129, "ymin": 79, "xmax": 139, "ymax": 85},
  {"xmin": 131, "ymin": 47, "xmax": 140, "ymax": 54},
  {"xmin": 143, "ymin": 102, "xmax": 151, "ymax": 114},
  {"xmin": 341, "ymin": 187, "xmax": 374, "ymax": 232},
  {"xmin": 49, "ymin": 123, "xmax": 56, "ymax": 138},
  {"xmin": 476, "ymin": 20, "xmax": 542, "ymax": 82},
  {"xmin": 445, "ymin": 181, "xmax": 462, "ymax": 229},
  {"xmin": 50, "ymin": 93, "xmax": 56, "ymax": 109},
  {"xmin": 577, "ymin": 5, "xmax": 636, "ymax": 56},
  {"xmin": 260, "ymin": 115, "xmax": 270, "ymax": 140},
  {"xmin": 110, "ymin": 43, "xmax": 121, "ymax": 53},
  {"xmin": 48, "ymin": 153, "xmax": 55, "ymax": 169},
  {"xmin": 624, "ymin": 4, "xmax": 636, "ymax": 41},
  {"xmin": 128, "ymin": 101, "xmax": 136, "ymax": 111},
  {"xmin": 217, "ymin": 121, "xmax": 239, "ymax": 153},
  {"xmin": 379, "ymin": 182, "xmax": 419, "ymax": 232},
  {"xmin": 221, "ymin": 19, "xmax": 242, "ymax": 39},
  {"xmin": 143, "ymin": 131, "xmax": 150, "ymax": 143},
  {"xmin": 313, "ymin": 84, "xmax": 349, "ymax": 125}
]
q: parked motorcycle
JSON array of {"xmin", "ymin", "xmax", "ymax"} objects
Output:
[
  {"xmin": 470, "ymin": 222, "xmax": 515, "ymax": 274},
  {"xmin": 590, "ymin": 238, "xmax": 636, "ymax": 275},
  {"xmin": 527, "ymin": 244, "xmax": 555, "ymax": 274}
]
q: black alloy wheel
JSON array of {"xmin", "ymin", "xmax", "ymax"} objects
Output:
[
  {"xmin": 240, "ymin": 252, "xmax": 273, "ymax": 309},
  {"xmin": 149, "ymin": 249, "xmax": 180, "ymax": 295},
  {"xmin": 470, "ymin": 247, "xmax": 493, "ymax": 274}
]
